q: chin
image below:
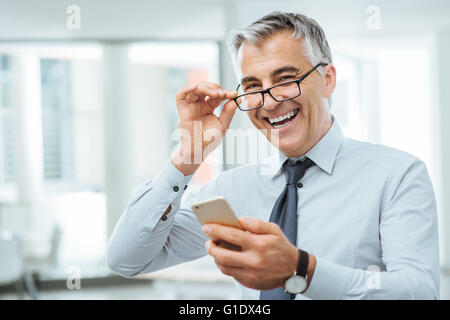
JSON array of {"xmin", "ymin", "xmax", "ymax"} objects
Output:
[{"xmin": 273, "ymin": 139, "xmax": 304, "ymax": 157}]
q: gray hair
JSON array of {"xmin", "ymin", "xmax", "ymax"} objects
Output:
[
  {"xmin": 227, "ymin": 11, "xmax": 333, "ymax": 105},
  {"xmin": 228, "ymin": 11, "xmax": 332, "ymax": 67}
]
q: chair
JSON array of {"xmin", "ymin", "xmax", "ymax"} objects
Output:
[{"xmin": 0, "ymin": 231, "xmax": 38, "ymax": 299}]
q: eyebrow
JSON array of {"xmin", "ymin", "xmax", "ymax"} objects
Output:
[{"xmin": 240, "ymin": 65, "xmax": 302, "ymax": 85}]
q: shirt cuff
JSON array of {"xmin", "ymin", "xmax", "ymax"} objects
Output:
[
  {"xmin": 131, "ymin": 160, "xmax": 194, "ymax": 233},
  {"xmin": 151, "ymin": 159, "xmax": 194, "ymax": 196},
  {"xmin": 302, "ymin": 257, "xmax": 352, "ymax": 300}
]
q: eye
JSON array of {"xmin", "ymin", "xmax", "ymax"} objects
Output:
[
  {"xmin": 243, "ymin": 83, "xmax": 262, "ymax": 91},
  {"xmin": 278, "ymin": 75, "xmax": 296, "ymax": 82}
]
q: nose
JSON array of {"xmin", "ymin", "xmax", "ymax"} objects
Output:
[{"xmin": 261, "ymin": 91, "xmax": 279, "ymax": 111}]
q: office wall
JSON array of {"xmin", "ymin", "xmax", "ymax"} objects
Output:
[
  {"xmin": 437, "ymin": 28, "xmax": 450, "ymax": 269},
  {"xmin": 0, "ymin": 0, "xmax": 226, "ymax": 40}
]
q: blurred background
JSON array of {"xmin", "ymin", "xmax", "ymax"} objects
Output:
[{"xmin": 0, "ymin": 0, "xmax": 449, "ymax": 299}]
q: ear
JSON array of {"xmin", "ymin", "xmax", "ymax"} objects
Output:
[{"xmin": 322, "ymin": 64, "xmax": 336, "ymax": 100}]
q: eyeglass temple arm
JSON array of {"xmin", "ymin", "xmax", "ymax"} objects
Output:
[
  {"xmin": 298, "ymin": 62, "xmax": 328, "ymax": 81},
  {"xmin": 235, "ymin": 62, "xmax": 328, "ymax": 93}
]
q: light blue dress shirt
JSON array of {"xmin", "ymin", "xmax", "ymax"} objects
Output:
[{"xmin": 106, "ymin": 116, "xmax": 440, "ymax": 299}]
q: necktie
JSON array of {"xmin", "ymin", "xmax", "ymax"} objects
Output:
[{"xmin": 260, "ymin": 157, "xmax": 315, "ymax": 300}]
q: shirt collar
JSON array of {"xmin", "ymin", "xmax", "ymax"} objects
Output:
[{"xmin": 270, "ymin": 115, "xmax": 343, "ymax": 180}]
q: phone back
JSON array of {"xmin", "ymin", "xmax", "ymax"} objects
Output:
[{"xmin": 192, "ymin": 197, "xmax": 242, "ymax": 229}]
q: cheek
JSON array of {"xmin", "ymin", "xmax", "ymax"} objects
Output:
[
  {"xmin": 295, "ymin": 93, "xmax": 315, "ymax": 122},
  {"xmin": 248, "ymin": 112, "xmax": 264, "ymax": 128}
]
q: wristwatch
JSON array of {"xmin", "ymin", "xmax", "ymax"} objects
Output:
[{"xmin": 284, "ymin": 249, "xmax": 309, "ymax": 295}]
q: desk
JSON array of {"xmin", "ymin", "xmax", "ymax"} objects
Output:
[{"xmin": 136, "ymin": 255, "xmax": 233, "ymax": 283}]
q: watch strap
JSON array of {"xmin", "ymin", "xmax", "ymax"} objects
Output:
[{"xmin": 297, "ymin": 249, "xmax": 309, "ymax": 278}]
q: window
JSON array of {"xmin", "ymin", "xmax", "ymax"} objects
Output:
[
  {"xmin": 332, "ymin": 37, "xmax": 443, "ymax": 261},
  {"xmin": 0, "ymin": 41, "xmax": 227, "ymax": 280},
  {"xmin": 40, "ymin": 59, "xmax": 73, "ymax": 182},
  {"xmin": 129, "ymin": 42, "xmax": 221, "ymax": 187},
  {"xmin": 0, "ymin": 44, "xmax": 105, "ymax": 268},
  {"xmin": 0, "ymin": 54, "xmax": 15, "ymax": 186}
]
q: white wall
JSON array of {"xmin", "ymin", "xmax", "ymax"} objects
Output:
[
  {"xmin": 437, "ymin": 28, "xmax": 450, "ymax": 269},
  {"xmin": 0, "ymin": 0, "xmax": 226, "ymax": 40},
  {"xmin": 130, "ymin": 64, "xmax": 171, "ymax": 185},
  {"xmin": 71, "ymin": 59, "xmax": 104, "ymax": 188}
]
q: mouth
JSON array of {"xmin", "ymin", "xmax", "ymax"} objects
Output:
[{"xmin": 263, "ymin": 108, "xmax": 300, "ymax": 129}]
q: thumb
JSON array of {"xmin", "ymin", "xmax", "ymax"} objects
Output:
[
  {"xmin": 239, "ymin": 217, "xmax": 281, "ymax": 235},
  {"xmin": 219, "ymin": 98, "xmax": 238, "ymax": 129}
]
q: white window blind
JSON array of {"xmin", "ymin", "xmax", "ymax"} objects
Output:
[
  {"xmin": 40, "ymin": 59, "xmax": 73, "ymax": 182},
  {"xmin": 0, "ymin": 54, "xmax": 15, "ymax": 184}
]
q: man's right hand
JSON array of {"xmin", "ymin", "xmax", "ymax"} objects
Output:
[{"xmin": 171, "ymin": 82, "xmax": 238, "ymax": 176}]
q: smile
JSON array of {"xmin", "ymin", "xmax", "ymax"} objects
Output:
[{"xmin": 264, "ymin": 108, "xmax": 300, "ymax": 129}]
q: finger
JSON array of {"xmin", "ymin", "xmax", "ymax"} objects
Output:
[
  {"xmin": 203, "ymin": 223, "xmax": 249, "ymax": 248},
  {"xmin": 219, "ymin": 98, "xmax": 238, "ymax": 129},
  {"xmin": 206, "ymin": 90, "xmax": 238, "ymax": 109},
  {"xmin": 175, "ymin": 84, "xmax": 197, "ymax": 101},
  {"xmin": 198, "ymin": 83, "xmax": 238, "ymax": 97},
  {"xmin": 198, "ymin": 82, "xmax": 221, "ymax": 90},
  {"xmin": 175, "ymin": 82, "xmax": 220, "ymax": 102},
  {"xmin": 184, "ymin": 86, "xmax": 226, "ymax": 104},
  {"xmin": 215, "ymin": 264, "xmax": 259, "ymax": 289},
  {"xmin": 195, "ymin": 83, "xmax": 231, "ymax": 98},
  {"xmin": 239, "ymin": 217, "xmax": 282, "ymax": 235},
  {"xmin": 205, "ymin": 92, "xmax": 227, "ymax": 109},
  {"xmin": 215, "ymin": 261, "xmax": 246, "ymax": 278},
  {"xmin": 191, "ymin": 86, "xmax": 236, "ymax": 102},
  {"xmin": 205, "ymin": 240, "xmax": 246, "ymax": 268}
]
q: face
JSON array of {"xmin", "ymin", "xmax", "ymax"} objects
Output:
[{"xmin": 237, "ymin": 30, "xmax": 336, "ymax": 157}]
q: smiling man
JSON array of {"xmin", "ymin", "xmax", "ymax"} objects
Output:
[
  {"xmin": 106, "ymin": 12, "xmax": 440, "ymax": 299},
  {"xmin": 236, "ymin": 31, "xmax": 334, "ymax": 160}
]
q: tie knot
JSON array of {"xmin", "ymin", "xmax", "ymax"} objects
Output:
[{"xmin": 283, "ymin": 158, "xmax": 314, "ymax": 185}]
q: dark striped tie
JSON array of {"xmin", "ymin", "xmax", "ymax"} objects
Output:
[{"xmin": 260, "ymin": 157, "xmax": 315, "ymax": 300}]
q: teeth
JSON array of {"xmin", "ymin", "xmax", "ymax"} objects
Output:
[
  {"xmin": 273, "ymin": 119, "xmax": 293, "ymax": 129},
  {"xmin": 268, "ymin": 109, "xmax": 298, "ymax": 124}
]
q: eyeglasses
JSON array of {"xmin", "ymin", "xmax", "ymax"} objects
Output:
[{"xmin": 233, "ymin": 62, "xmax": 328, "ymax": 111}]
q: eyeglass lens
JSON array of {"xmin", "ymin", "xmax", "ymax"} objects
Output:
[{"xmin": 237, "ymin": 81, "xmax": 300, "ymax": 110}]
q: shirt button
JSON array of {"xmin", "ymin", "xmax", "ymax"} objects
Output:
[
  {"xmin": 184, "ymin": 185, "xmax": 188, "ymax": 190},
  {"xmin": 173, "ymin": 186, "xmax": 179, "ymax": 192},
  {"xmin": 297, "ymin": 182, "xmax": 303, "ymax": 188},
  {"xmin": 161, "ymin": 215, "xmax": 168, "ymax": 221}
]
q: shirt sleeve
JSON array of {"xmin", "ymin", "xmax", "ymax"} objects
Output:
[
  {"xmin": 106, "ymin": 159, "xmax": 208, "ymax": 278},
  {"xmin": 302, "ymin": 159, "xmax": 440, "ymax": 299}
]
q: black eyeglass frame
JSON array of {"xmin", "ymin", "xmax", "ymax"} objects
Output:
[{"xmin": 233, "ymin": 62, "xmax": 328, "ymax": 111}]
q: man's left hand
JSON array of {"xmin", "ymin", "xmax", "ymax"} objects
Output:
[{"xmin": 202, "ymin": 217, "xmax": 299, "ymax": 290}]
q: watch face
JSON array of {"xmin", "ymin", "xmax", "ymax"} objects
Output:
[{"xmin": 285, "ymin": 275, "xmax": 307, "ymax": 294}]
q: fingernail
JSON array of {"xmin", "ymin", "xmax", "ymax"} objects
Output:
[
  {"xmin": 242, "ymin": 218, "xmax": 251, "ymax": 226},
  {"xmin": 202, "ymin": 225, "xmax": 211, "ymax": 234},
  {"xmin": 205, "ymin": 241, "xmax": 211, "ymax": 249}
]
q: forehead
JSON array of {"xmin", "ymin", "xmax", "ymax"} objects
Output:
[{"xmin": 237, "ymin": 30, "xmax": 312, "ymax": 79}]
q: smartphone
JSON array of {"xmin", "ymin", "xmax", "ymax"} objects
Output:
[{"xmin": 192, "ymin": 196, "xmax": 243, "ymax": 251}]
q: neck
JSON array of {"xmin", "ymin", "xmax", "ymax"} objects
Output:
[{"xmin": 284, "ymin": 114, "xmax": 333, "ymax": 158}]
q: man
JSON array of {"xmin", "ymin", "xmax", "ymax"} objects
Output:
[{"xmin": 106, "ymin": 12, "xmax": 440, "ymax": 299}]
